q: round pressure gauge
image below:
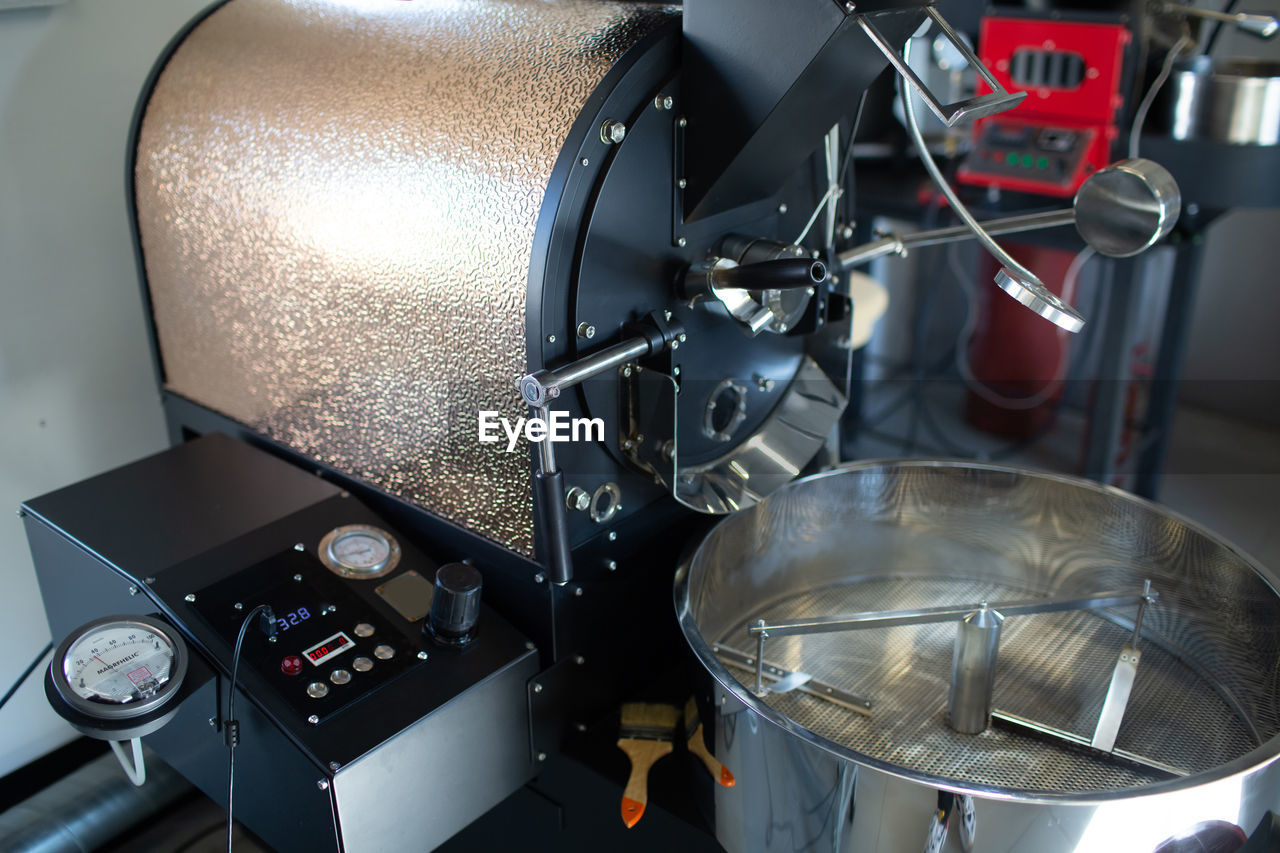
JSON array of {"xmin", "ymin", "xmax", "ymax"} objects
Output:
[
  {"xmin": 49, "ymin": 615, "xmax": 188, "ymax": 736},
  {"xmin": 318, "ymin": 524, "xmax": 401, "ymax": 579}
]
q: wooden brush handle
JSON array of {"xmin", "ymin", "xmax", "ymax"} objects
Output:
[
  {"xmin": 687, "ymin": 723, "xmax": 736, "ymax": 787},
  {"xmin": 618, "ymin": 738, "xmax": 673, "ymax": 828}
]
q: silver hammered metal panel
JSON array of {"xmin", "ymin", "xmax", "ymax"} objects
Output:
[{"xmin": 135, "ymin": 0, "xmax": 676, "ymax": 556}]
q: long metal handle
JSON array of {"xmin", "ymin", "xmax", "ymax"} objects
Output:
[
  {"xmin": 858, "ymin": 7, "xmax": 1026, "ymax": 126},
  {"xmin": 837, "ymin": 209, "xmax": 1076, "ymax": 269},
  {"xmin": 747, "ymin": 588, "xmax": 1155, "ymax": 638},
  {"xmin": 1162, "ymin": 3, "xmax": 1279, "ymax": 37},
  {"xmin": 519, "ymin": 336, "xmax": 654, "ymax": 407}
]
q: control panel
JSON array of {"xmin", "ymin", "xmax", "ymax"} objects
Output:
[
  {"xmin": 960, "ymin": 120, "xmax": 1098, "ymax": 195},
  {"xmin": 192, "ymin": 547, "xmax": 420, "ymax": 723},
  {"xmin": 957, "ymin": 14, "xmax": 1132, "ymax": 198}
]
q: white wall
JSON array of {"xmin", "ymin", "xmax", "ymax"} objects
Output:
[{"xmin": 0, "ymin": 0, "xmax": 208, "ymax": 777}]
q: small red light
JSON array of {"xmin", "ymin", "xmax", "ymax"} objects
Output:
[{"xmin": 281, "ymin": 655, "xmax": 304, "ymax": 675}]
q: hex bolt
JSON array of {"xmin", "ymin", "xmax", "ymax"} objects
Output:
[
  {"xmin": 184, "ymin": 594, "xmax": 196, "ymax": 603},
  {"xmin": 605, "ymin": 559, "xmax": 618, "ymax": 572},
  {"xmin": 573, "ymin": 586, "xmax": 584, "ymax": 597},
  {"xmin": 532, "ymin": 683, "xmax": 544, "ymax": 694},
  {"xmin": 537, "ymin": 752, "xmax": 548, "ymax": 762},
  {"xmin": 576, "ymin": 322, "xmax": 596, "ymax": 339},
  {"xmin": 575, "ymin": 655, "xmax": 586, "ymax": 665},
  {"xmin": 534, "ymin": 573, "xmax": 546, "ymax": 584},
  {"xmin": 608, "ymin": 532, "xmax": 617, "ymax": 542},
  {"xmin": 677, "ymin": 333, "xmax": 687, "ymax": 343},
  {"xmin": 293, "ymin": 574, "xmax": 303, "ymax": 582},
  {"xmin": 676, "ymin": 237, "xmax": 687, "ymax": 247},
  {"xmin": 329, "ymin": 762, "xmax": 341, "ymax": 772},
  {"xmin": 417, "ymin": 651, "xmax": 429, "ymax": 660},
  {"xmin": 307, "ymin": 715, "xmax": 320, "ymax": 725},
  {"xmin": 566, "ymin": 487, "xmax": 591, "ymax": 512},
  {"xmin": 294, "ymin": 543, "xmax": 305, "ymax": 551},
  {"xmin": 128, "ymin": 586, "xmax": 139, "ymax": 596},
  {"xmin": 600, "ymin": 120, "xmax": 627, "ymax": 145},
  {"xmin": 317, "ymin": 779, "xmax": 329, "ymax": 790},
  {"xmin": 654, "ymin": 94, "xmax": 674, "ymax": 110},
  {"xmin": 778, "ymin": 203, "xmax": 789, "ymax": 214},
  {"xmin": 208, "ymin": 716, "xmax": 217, "ymax": 728},
  {"xmin": 677, "ymin": 178, "xmax": 687, "ymax": 189},
  {"xmin": 580, "ymin": 157, "xmax": 589, "ymax": 166},
  {"xmin": 622, "ymin": 365, "xmax": 633, "ymax": 378},
  {"xmin": 840, "ymin": 224, "xmax": 855, "ymax": 240},
  {"xmin": 678, "ymin": 117, "xmax": 687, "ymax": 128},
  {"xmin": 234, "ymin": 602, "xmax": 243, "ymax": 611},
  {"xmin": 547, "ymin": 334, "xmax": 556, "ymax": 343}
]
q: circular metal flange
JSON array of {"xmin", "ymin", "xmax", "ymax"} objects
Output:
[
  {"xmin": 318, "ymin": 524, "xmax": 402, "ymax": 579},
  {"xmin": 994, "ymin": 268, "xmax": 1085, "ymax": 333},
  {"xmin": 1073, "ymin": 158, "xmax": 1181, "ymax": 258},
  {"xmin": 589, "ymin": 482, "xmax": 622, "ymax": 524},
  {"xmin": 702, "ymin": 379, "xmax": 750, "ymax": 442}
]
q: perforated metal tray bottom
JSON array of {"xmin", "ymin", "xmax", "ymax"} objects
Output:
[{"xmin": 717, "ymin": 576, "xmax": 1258, "ymax": 794}]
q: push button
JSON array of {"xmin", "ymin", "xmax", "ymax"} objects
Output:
[
  {"xmin": 280, "ymin": 655, "xmax": 303, "ymax": 675},
  {"xmin": 354, "ymin": 623, "xmax": 375, "ymax": 638},
  {"xmin": 306, "ymin": 681, "xmax": 329, "ymax": 699},
  {"xmin": 352, "ymin": 656, "xmax": 373, "ymax": 672},
  {"xmin": 330, "ymin": 669, "xmax": 351, "ymax": 685},
  {"xmin": 373, "ymin": 644, "xmax": 395, "ymax": 660}
]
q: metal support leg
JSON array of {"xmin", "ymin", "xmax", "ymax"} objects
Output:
[
  {"xmin": 1084, "ymin": 256, "xmax": 1142, "ymax": 482},
  {"xmin": 1134, "ymin": 230, "xmax": 1208, "ymax": 499}
]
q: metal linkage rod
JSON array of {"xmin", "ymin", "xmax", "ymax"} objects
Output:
[
  {"xmin": 519, "ymin": 336, "xmax": 653, "ymax": 408},
  {"xmin": 747, "ymin": 589, "xmax": 1157, "ymax": 639},
  {"xmin": 837, "ymin": 209, "xmax": 1076, "ymax": 269}
]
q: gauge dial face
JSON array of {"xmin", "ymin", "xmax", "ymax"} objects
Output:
[
  {"xmin": 318, "ymin": 525, "xmax": 401, "ymax": 579},
  {"xmin": 51, "ymin": 615, "xmax": 188, "ymax": 722},
  {"xmin": 64, "ymin": 623, "xmax": 175, "ymax": 704}
]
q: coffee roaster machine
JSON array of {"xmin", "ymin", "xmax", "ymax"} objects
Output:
[{"xmin": 19, "ymin": 0, "xmax": 1280, "ymax": 851}]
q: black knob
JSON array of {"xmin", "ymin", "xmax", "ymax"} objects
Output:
[{"xmin": 426, "ymin": 563, "xmax": 482, "ymax": 646}]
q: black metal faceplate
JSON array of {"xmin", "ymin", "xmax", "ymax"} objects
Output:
[
  {"xmin": 24, "ymin": 434, "xmax": 537, "ymax": 771},
  {"xmin": 190, "ymin": 548, "xmax": 420, "ymax": 724}
]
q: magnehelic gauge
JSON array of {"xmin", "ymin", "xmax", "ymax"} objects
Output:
[{"xmin": 47, "ymin": 614, "xmax": 189, "ymax": 740}]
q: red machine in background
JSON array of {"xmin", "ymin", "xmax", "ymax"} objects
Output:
[
  {"xmin": 958, "ymin": 15, "xmax": 1132, "ymax": 197},
  {"xmin": 958, "ymin": 13, "xmax": 1137, "ymax": 442}
]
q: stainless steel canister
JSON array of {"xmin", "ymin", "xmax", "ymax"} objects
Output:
[{"xmin": 676, "ymin": 460, "xmax": 1280, "ymax": 852}]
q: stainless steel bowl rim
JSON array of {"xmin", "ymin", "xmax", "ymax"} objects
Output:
[{"xmin": 674, "ymin": 457, "xmax": 1280, "ymax": 805}]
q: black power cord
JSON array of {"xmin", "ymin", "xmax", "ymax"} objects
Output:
[
  {"xmin": 225, "ymin": 605, "xmax": 275, "ymax": 853},
  {"xmin": 0, "ymin": 643, "xmax": 54, "ymax": 712}
]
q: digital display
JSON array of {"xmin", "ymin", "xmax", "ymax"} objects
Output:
[
  {"xmin": 275, "ymin": 607, "xmax": 312, "ymax": 632},
  {"xmin": 303, "ymin": 632, "xmax": 353, "ymax": 667}
]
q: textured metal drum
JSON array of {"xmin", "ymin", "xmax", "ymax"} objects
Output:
[
  {"xmin": 134, "ymin": 0, "xmax": 676, "ymax": 557},
  {"xmin": 676, "ymin": 461, "xmax": 1280, "ymax": 851}
]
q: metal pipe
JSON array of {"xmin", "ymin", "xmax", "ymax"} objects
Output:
[
  {"xmin": 837, "ymin": 209, "xmax": 1076, "ymax": 269},
  {"xmin": 947, "ymin": 604, "xmax": 1004, "ymax": 734},
  {"xmin": 0, "ymin": 746, "xmax": 191, "ymax": 853},
  {"xmin": 519, "ymin": 335, "xmax": 653, "ymax": 407},
  {"xmin": 747, "ymin": 589, "xmax": 1155, "ymax": 638},
  {"xmin": 1161, "ymin": 3, "xmax": 1278, "ymax": 37}
]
